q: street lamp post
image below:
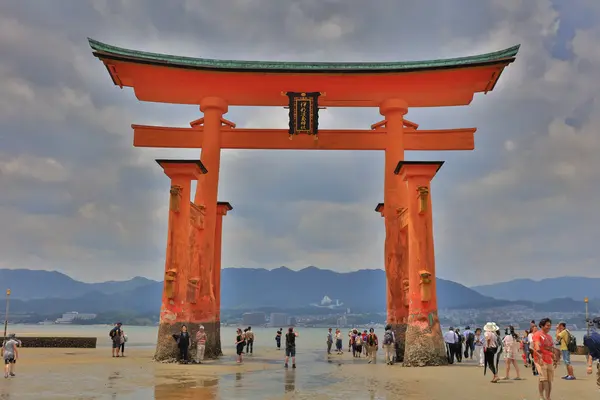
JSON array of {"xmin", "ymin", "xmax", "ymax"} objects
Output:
[
  {"xmin": 3, "ymin": 289, "xmax": 10, "ymax": 347},
  {"xmin": 585, "ymin": 297, "xmax": 590, "ymax": 336}
]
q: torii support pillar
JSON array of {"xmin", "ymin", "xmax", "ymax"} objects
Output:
[
  {"xmin": 380, "ymin": 98, "xmax": 410, "ymax": 362},
  {"xmin": 375, "ymin": 202, "xmax": 409, "ymax": 362},
  {"xmin": 396, "ymin": 161, "xmax": 448, "ymax": 366},
  {"xmin": 154, "ymin": 160, "xmax": 208, "ymax": 361},
  {"xmin": 213, "ymin": 201, "xmax": 232, "ymax": 356}
]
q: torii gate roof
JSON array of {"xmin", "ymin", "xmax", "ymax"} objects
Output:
[{"xmin": 89, "ymin": 38, "xmax": 519, "ymax": 108}]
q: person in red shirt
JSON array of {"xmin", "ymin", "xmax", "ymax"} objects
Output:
[{"xmin": 532, "ymin": 318, "xmax": 555, "ymax": 400}]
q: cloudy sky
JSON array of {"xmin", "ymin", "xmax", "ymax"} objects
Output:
[{"xmin": 1, "ymin": 0, "xmax": 598, "ymax": 286}]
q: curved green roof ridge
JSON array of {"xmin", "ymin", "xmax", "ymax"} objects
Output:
[{"xmin": 88, "ymin": 38, "xmax": 519, "ymax": 72}]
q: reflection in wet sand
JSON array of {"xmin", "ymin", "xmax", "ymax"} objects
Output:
[
  {"xmin": 284, "ymin": 370, "xmax": 296, "ymax": 393},
  {"xmin": 2, "ymin": 347, "xmax": 596, "ymax": 399},
  {"xmin": 153, "ymin": 378, "xmax": 218, "ymax": 400}
]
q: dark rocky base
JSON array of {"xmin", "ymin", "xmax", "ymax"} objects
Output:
[
  {"xmin": 17, "ymin": 337, "xmax": 97, "ymax": 348},
  {"xmin": 390, "ymin": 323, "xmax": 407, "ymax": 363},
  {"xmin": 215, "ymin": 320, "xmax": 223, "ymax": 356},
  {"xmin": 154, "ymin": 321, "xmax": 220, "ymax": 362},
  {"xmin": 403, "ymin": 323, "xmax": 448, "ymax": 367}
]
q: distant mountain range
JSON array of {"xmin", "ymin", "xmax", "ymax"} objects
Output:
[
  {"xmin": 0, "ymin": 267, "xmax": 491, "ymax": 315},
  {"xmin": 0, "ymin": 268, "xmax": 597, "ymax": 316},
  {"xmin": 471, "ymin": 277, "xmax": 600, "ymax": 303}
]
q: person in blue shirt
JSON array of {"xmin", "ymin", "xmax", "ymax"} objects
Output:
[{"xmin": 584, "ymin": 319, "xmax": 600, "ymax": 390}]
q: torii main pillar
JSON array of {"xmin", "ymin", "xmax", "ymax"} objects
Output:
[
  {"xmin": 193, "ymin": 97, "xmax": 228, "ymax": 359},
  {"xmin": 213, "ymin": 201, "xmax": 233, "ymax": 356},
  {"xmin": 396, "ymin": 161, "xmax": 447, "ymax": 366},
  {"xmin": 154, "ymin": 160, "xmax": 208, "ymax": 361},
  {"xmin": 380, "ymin": 99, "xmax": 410, "ymax": 362}
]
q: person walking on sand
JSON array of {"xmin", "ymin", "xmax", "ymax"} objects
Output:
[
  {"xmin": 245, "ymin": 326, "xmax": 255, "ymax": 355},
  {"xmin": 463, "ymin": 326, "xmax": 475, "ymax": 360},
  {"xmin": 2, "ymin": 333, "xmax": 19, "ymax": 378},
  {"xmin": 335, "ymin": 328, "xmax": 343, "ymax": 354},
  {"xmin": 109, "ymin": 322, "xmax": 123, "ymax": 357},
  {"xmin": 555, "ymin": 322, "xmax": 575, "ymax": 380},
  {"xmin": 276, "ymin": 328, "xmax": 282, "ymax": 350},
  {"xmin": 382, "ymin": 325, "xmax": 395, "ymax": 365},
  {"xmin": 326, "ymin": 328, "xmax": 333, "ymax": 355},
  {"xmin": 532, "ymin": 318, "xmax": 555, "ymax": 400},
  {"xmin": 195, "ymin": 325, "xmax": 207, "ymax": 364},
  {"xmin": 454, "ymin": 328, "xmax": 464, "ymax": 363},
  {"xmin": 443, "ymin": 327, "xmax": 458, "ymax": 365},
  {"xmin": 367, "ymin": 328, "xmax": 378, "ymax": 364},
  {"xmin": 501, "ymin": 326, "xmax": 522, "ymax": 380},
  {"xmin": 354, "ymin": 330, "xmax": 363, "ymax": 358},
  {"xmin": 583, "ymin": 320, "xmax": 600, "ymax": 391},
  {"xmin": 284, "ymin": 327, "xmax": 299, "ymax": 369},
  {"xmin": 235, "ymin": 328, "xmax": 245, "ymax": 364},
  {"xmin": 119, "ymin": 329, "xmax": 127, "ymax": 357},
  {"xmin": 483, "ymin": 322, "xmax": 499, "ymax": 383},
  {"xmin": 528, "ymin": 326, "xmax": 538, "ymax": 376},
  {"xmin": 361, "ymin": 330, "xmax": 369, "ymax": 357},
  {"xmin": 473, "ymin": 328, "xmax": 485, "ymax": 367},
  {"xmin": 522, "ymin": 330, "xmax": 530, "ymax": 367}
]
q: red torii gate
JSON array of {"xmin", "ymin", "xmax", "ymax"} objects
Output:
[{"xmin": 89, "ymin": 38, "xmax": 518, "ymax": 365}]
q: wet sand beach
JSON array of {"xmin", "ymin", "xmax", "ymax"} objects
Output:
[{"xmin": 1, "ymin": 346, "xmax": 598, "ymax": 399}]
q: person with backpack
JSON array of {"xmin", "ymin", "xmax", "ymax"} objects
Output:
[
  {"xmin": 463, "ymin": 326, "xmax": 475, "ymax": 359},
  {"xmin": 2, "ymin": 333, "xmax": 19, "ymax": 379},
  {"xmin": 584, "ymin": 322, "xmax": 600, "ymax": 390},
  {"xmin": 361, "ymin": 330, "xmax": 369, "ymax": 357},
  {"xmin": 109, "ymin": 322, "xmax": 123, "ymax": 357},
  {"xmin": 354, "ymin": 330, "xmax": 363, "ymax": 358},
  {"xmin": 454, "ymin": 328, "xmax": 464, "ymax": 363},
  {"xmin": 382, "ymin": 325, "xmax": 395, "ymax": 365},
  {"xmin": 366, "ymin": 328, "xmax": 378, "ymax": 364},
  {"xmin": 284, "ymin": 327, "xmax": 298, "ymax": 369},
  {"xmin": 556, "ymin": 322, "xmax": 576, "ymax": 380}
]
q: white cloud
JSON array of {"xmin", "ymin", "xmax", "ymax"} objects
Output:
[{"xmin": 0, "ymin": 0, "xmax": 599, "ymax": 286}]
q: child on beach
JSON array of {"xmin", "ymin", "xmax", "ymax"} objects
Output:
[{"xmin": 2, "ymin": 333, "xmax": 19, "ymax": 378}]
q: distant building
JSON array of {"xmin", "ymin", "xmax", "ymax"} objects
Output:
[
  {"xmin": 242, "ymin": 312, "xmax": 266, "ymax": 326},
  {"xmin": 270, "ymin": 313, "xmax": 288, "ymax": 327},
  {"xmin": 287, "ymin": 317, "xmax": 297, "ymax": 327},
  {"xmin": 55, "ymin": 311, "xmax": 97, "ymax": 324},
  {"xmin": 337, "ymin": 315, "xmax": 348, "ymax": 327}
]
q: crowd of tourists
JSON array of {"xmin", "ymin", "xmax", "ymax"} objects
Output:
[
  {"xmin": 324, "ymin": 325, "xmax": 398, "ymax": 365},
  {"xmin": 443, "ymin": 318, "xmax": 600, "ymax": 399},
  {"xmin": 3, "ymin": 316, "xmax": 600, "ymax": 399}
]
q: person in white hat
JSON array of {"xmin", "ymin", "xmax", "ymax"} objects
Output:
[
  {"xmin": 483, "ymin": 322, "xmax": 500, "ymax": 382},
  {"xmin": 195, "ymin": 325, "xmax": 207, "ymax": 364}
]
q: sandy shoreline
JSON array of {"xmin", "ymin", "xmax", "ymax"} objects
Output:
[{"xmin": 1, "ymin": 347, "xmax": 598, "ymax": 399}]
